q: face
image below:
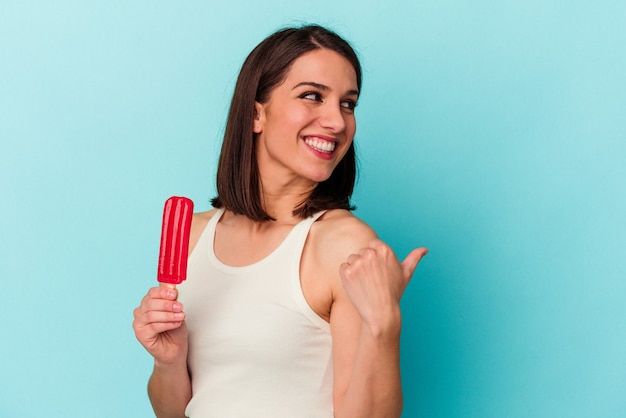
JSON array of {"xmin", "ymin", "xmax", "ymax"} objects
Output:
[{"xmin": 253, "ymin": 48, "xmax": 359, "ymax": 188}]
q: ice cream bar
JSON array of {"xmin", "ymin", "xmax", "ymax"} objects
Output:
[{"xmin": 157, "ymin": 196, "xmax": 194, "ymax": 286}]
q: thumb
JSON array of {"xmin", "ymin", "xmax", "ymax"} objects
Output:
[{"xmin": 401, "ymin": 247, "xmax": 428, "ymax": 283}]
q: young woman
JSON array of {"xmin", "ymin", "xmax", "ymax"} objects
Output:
[{"xmin": 133, "ymin": 25, "xmax": 427, "ymax": 418}]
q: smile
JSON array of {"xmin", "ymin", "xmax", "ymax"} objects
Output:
[{"xmin": 304, "ymin": 137, "xmax": 336, "ymax": 153}]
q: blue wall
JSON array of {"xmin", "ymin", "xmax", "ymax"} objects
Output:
[{"xmin": 1, "ymin": 1, "xmax": 624, "ymax": 417}]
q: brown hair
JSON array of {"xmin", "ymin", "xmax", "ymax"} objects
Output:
[{"xmin": 211, "ymin": 24, "xmax": 362, "ymax": 221}]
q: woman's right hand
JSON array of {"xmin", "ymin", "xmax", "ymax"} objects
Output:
[{"xmin": 133, "ymin": 286, "xmax": 188, "ymax": 365}]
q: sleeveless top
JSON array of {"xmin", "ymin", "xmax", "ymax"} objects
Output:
[{"xmin": 178, "ymin": 208, "xmax": 333, "ymax": 418}]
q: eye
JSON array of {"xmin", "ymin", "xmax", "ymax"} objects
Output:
[
  {"xmin": 340, "ymin": 99, "xmax": 357, "ymax": 112},
  {"xmin": 300, "ymin": 91, "xmax": 323, "ymax": 102}
]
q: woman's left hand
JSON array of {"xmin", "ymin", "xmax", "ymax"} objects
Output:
[{"xmin": 338, "ymin": 239, "xmax": 427, "ymax": 333}]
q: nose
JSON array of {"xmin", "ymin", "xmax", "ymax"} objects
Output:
[{"xmin": 318, "ymin": 101, "xmax": 346, "ymax": 133}]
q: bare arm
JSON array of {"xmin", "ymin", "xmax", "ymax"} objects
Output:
[
  {"xmin": 148, "ymin": 347, "xmax": 192, "ymax": 418},
  {"xmin": 321, "ymin": 217, "xmax": 427, "ymax": 417},
  {"xmin": 133, "ymin": 285, "xmax": 192, "ymax": 418},
  {"xmin": 133, "ymin": 212, "xmax": 213, "ymax": 417},
  {"xmin": 331, "ymin": 301, "xmax": 403, "ymax": 416}
]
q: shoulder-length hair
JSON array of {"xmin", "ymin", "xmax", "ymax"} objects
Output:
[{"xmin": 211, "ymin": 24, "xmax": 362, "ymax": 221}]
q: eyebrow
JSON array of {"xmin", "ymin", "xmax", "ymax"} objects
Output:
[{"xmin": 292, "ymin": 81, "xmax": 359, "ymax": 97}]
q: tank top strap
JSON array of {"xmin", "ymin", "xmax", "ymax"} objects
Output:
[
  {"xmin": 205, "ymin": 207, "xmax": 225, "ymax": 240},
  {"xmin": 284, "ymin": 210, "xmax": 330, "ymax": 332},
  {"xmin": 297, "ymin": 210, "xmax": 326, "ymax": 231},
  {"xmin": 290, "ymin": 210, "xmax": 326, "ymax": 241},
  {"xmin": 279, "ymin": 210, "xmax": 326, "ymax": 262},
  {"xmin": 188, "ymin": 207, "xmax": 224, "ymax": 262}
]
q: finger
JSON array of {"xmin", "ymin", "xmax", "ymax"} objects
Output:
[
  {"xmin": 140, "ymin": 287, "xmax": 178, "ymax": 309},
  {"xmin": 367, "ymin": 238, "xmax": 386, "ymax": 250},
  {"xmin": 367, "ymin": 239, "xmax": 397, "ymax": 261},
  {"xmin": 359, "ymin": 246, "xmax": 378, "ymax": 260},
  {"xmin": 401, "ymin": 247, "xmax": 428, "ymax": 281},
  {"xmin": 142, "ymin": 309, "xmax": 186, "ymax": 326},
  {"xmin": 142, "ymin": 298, "xmax": 184, "ymax": 315},
  {"xmin": 133, "ymin": 311, "xmax": 185, "ymax": 328},
  {"xmin": 134, "ymin": 299, "xmax": 185, "ymax": 324},
  {"xmin": 137, "ymin": 320, "xmax": 185, "ymax": 339},
  {"xmin": 148, "ymin": 286, "xmax": 179, "ymax": 301},
  {"xmin": 346, "ymin": 253, "xmax": 362, "ymax": 266},
  {"xmin": 132, "ymin": 310, "xmax": 185, "ymax": 339},
  {"xmin": 339, "ymin": 261, "xmax": 350, "ymax": 275}
]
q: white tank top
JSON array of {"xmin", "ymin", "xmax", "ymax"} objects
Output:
[{"xmin": 178, "ymin": 208, "xmax": 333, "ymax": 418}]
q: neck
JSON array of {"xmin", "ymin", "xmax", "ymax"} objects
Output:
[
  {"xmin": 221, "ymin": 186, "xmax": 311, "ymax": 233},
  {"xmin": 260, "ymin": 183, "xmax": 315, "ymax": 223},
  {"xmin": 255, "ymin": 163, "xmax": 317, "ymax": 223}
]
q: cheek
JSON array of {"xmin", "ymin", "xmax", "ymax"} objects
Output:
[
  {"xmin": 287, "ymin": 107, "xmax": 316, "ymax": 128},
  {"xmin": 346, "ymin": 116, "xmax": 357, "ymax": 138},
  {"xmin": 267, "ymin": 109, "xmax": 312, "ymax": 139}
]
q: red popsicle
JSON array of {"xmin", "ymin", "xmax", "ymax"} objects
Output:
[{"xmin": 157, "ymin": 196, "xmax": 194, "ymax": 287}]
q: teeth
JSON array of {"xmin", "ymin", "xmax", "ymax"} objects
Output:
[{"xmin": 304, "ymin": 137, "xmax": 336, "ymax": 153}]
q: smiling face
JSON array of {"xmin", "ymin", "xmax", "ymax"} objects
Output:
[{"xmin": 253, "ymin": 48, "xmax": 359, "ymax": 190}]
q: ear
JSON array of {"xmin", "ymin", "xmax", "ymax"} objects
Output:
[{"xmin": 253, "ymin": 101, "xmax": 264, "ymax": 133}]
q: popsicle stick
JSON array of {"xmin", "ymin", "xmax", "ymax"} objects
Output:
[{"xmin": 160, "ymin": 283, "xmax": 177, "ymax": 290}]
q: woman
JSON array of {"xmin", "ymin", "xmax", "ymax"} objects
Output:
[{"xmin": 133, "ymin": 24, "xmax": 427, "ymax": 418}]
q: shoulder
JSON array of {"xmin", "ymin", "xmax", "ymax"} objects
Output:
[
  {"xmin": 189, "ymin": 209, "xmax": 219, "ymax": 254},
  {"xmin": 312, "ymin": 209, "xmax": 378, "ymax": 256},
  {"xmin": 300, "ymin": 209, "xmax": 378, "ymax": 321},
  {"xmin": 306, "ymin": 209, "xmax": 378, "ymax": 279}
]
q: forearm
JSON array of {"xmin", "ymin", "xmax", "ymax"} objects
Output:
[
  {"xmin": 335, "ymin": 311, "xmax": 404, "ymax": 418},
  {"xmin": 148, "ymin": 359, "xmax": 192, "ymax": 418}
]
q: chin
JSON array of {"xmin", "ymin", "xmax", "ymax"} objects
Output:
[{"xmin": 306, "ymin": 170, "xmax": 334, "ymax": 183}]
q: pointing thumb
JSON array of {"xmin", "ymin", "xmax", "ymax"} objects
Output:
[{"xmin": 401, "ymin": 247, "xmax": 428, "ymax": 283}]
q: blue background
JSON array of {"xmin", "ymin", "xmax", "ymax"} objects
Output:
[{"xmin": 1, "ymin": 1, "xmax": 625, "ymax": 417}]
